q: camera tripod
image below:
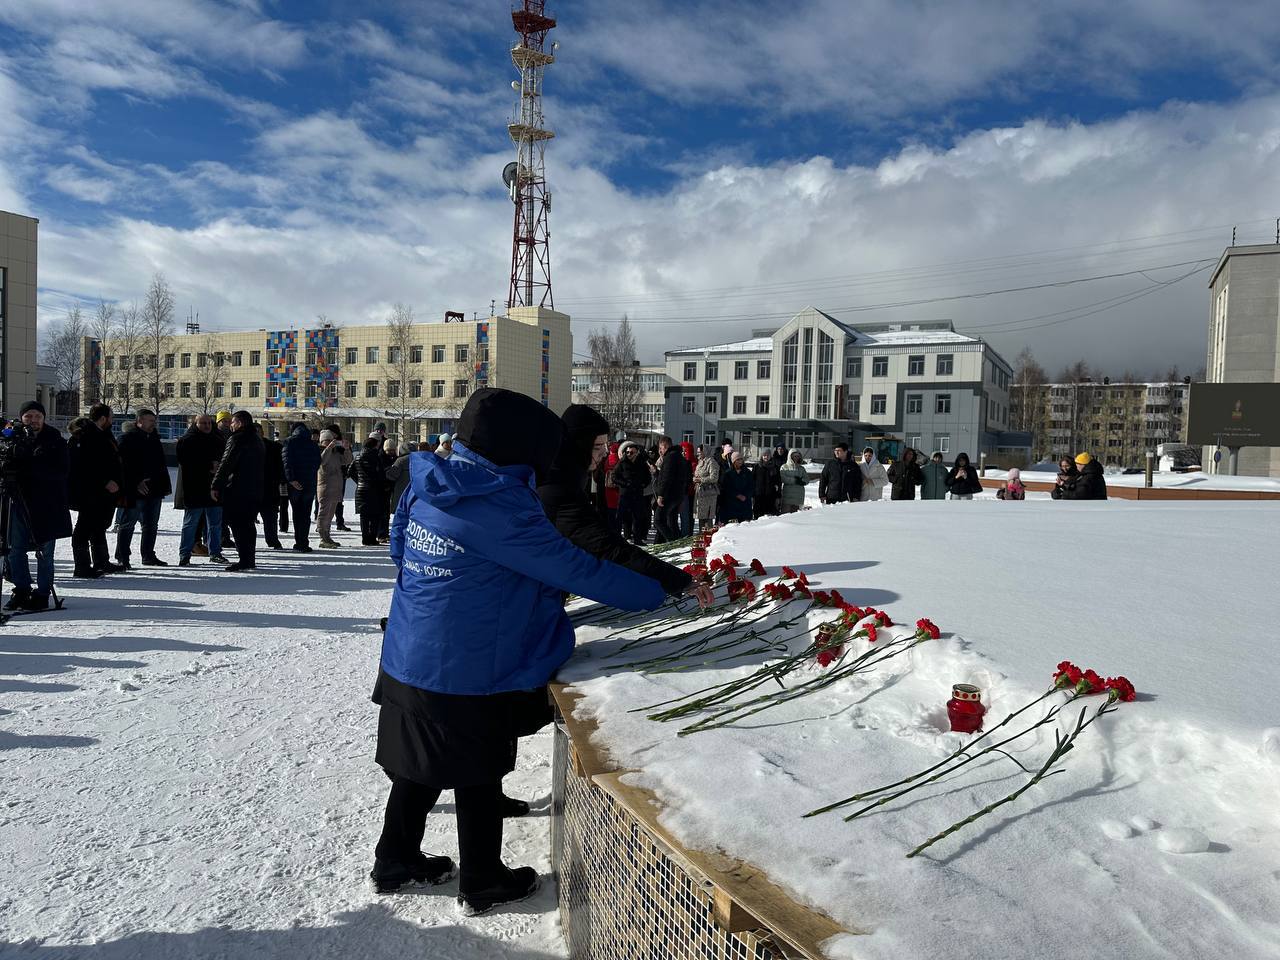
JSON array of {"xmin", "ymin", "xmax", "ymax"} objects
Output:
[{"xmin": 0, "ymin": 483, "xmax": 65, "ymax": 623}]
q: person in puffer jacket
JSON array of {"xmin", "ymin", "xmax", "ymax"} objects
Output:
[{"xmin": 371, "ymin": 388, "xmax": 666, "ymax": 914}]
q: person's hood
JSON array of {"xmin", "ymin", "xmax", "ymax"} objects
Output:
[
  {"xmin": 409, "ymin": 439, "xmax": 534, "ymax": 509},
  {"xmin": 1006, "ymin": 467, "xmax": 1021, "ymax": 481},
  {"xmin": 1080, "ymin": 459, "xmax": 1104, "ymax": 477},
  {"xmin": 617, "ymin": 440, "xmax": 638, "ymax": 457},
  {"xmin": 680, "ymin": 441, "xmax": 695, "ymax": 462},
  {"xmin": 455, "ymin": 387, "xmax": 562, "ymax": 483},
  {"xmin": 861, "ymin": 454, "xmax": 881, "ymax": 466},
  {"xmin": 289, "ymin": 423, "xmax": 310, "ymax": 440},
  {"xmin": 787, "ymin": 449, "xmax": 805, "ymax": 464}
]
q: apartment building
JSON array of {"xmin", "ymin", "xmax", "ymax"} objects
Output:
[
  {"xmin": 1204, "ymin": 244, "xmax": 1280, "ymax": 477},
  {"xmin": 570, "ymin": 361, "xmax": 669, "ymax": 436},
  {"xmin": 0, "ymin": 210, "xmax": 39, "ymax": 416},
  {"xmin": 79, "ymin": 306, "xmax": 571, "ymax": 440},
  {"xmin": 1012, "ymin": 380, "xmax": 1190, "ymax": 467},
  {"xmin": 663, "ymin": 306, "xmax": 1023, "ymax": 461}
]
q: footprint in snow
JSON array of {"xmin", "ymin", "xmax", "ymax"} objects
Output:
[
  {"xmin": 116, "ymin": 680, "xmax": 141, "ymax": 692},
  {"xmin": 1157, "ymin": 827, "xmax": 1211, "ymax": 854},
  {"xmin": 1130, "ymin": 815, "xmax": 1159, "ymax": 832},
  {"xmin": 1100, "ymin": 819, "xmax": 1135, "ymax": 840}
]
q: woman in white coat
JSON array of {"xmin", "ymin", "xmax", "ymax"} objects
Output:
[{"xmin": 858, "ymin": 447, "xmax": 889, "ymax": 501}]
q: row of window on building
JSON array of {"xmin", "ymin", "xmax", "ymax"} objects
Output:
[
  {"xmin": 681, "ymin": 391, "xmax": 967, "ymax": 418},
  {"xmin": 102, "ymin": 343, "xmax": 477, "ymax": 372},
  {"xmin": 678, "ymin": 352, "xmax": 974, "ymax": 384},
  {"xmin": 100, "ymin": 378, "xmax": 473, "ymax": 402}
]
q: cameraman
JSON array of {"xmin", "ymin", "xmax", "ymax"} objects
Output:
[
  {"xmin": 115, "ymin": 408, "xmax": 172, "ymax": 568},
  {"xmin": 3, "ymin": 401, "xmax": 73, "ymax": 612},
  {"xmin": 68, "ymin": 403, "xmax": 123, "ymax": 577}
]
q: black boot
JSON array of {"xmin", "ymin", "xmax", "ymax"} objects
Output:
[
  {"xmin": 456, "ymin": 866, "xmax": 539, "ymax": 916},
  {"xmin": 499, "ymin": 794, "xmax": 531, "ymax": 818},
  {"xmin": 369, "ymin": 853, "xmax": 457, "ymax": 895},
  {"xmin": 4, "ymin": 587, "xmax": 31, "ymax": 611}
]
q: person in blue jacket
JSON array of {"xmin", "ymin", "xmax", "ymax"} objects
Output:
[{"xmin": 371, "ymin": 388, "xmax": 667, "ymax": 914}]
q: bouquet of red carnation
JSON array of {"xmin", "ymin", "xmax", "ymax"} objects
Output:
[
  {"xmin": 914, "ymin": 618, "xmax": 940, "ymax": 640},
  {"xmin": 727, "ymin": 579, "xmax": 757, "ymax": 602},
  {"xmin": 749, "ymin": 558, "xmax": 767, "ymax": 576},
  {"xmin": 721, "ymin": 553, "xmax": 740, "ymax": 568}
]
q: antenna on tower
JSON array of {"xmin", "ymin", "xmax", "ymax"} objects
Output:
[
  {"xmin": 186, "ymin": 307, "xmax": 200, "ymax": 335},
  {"xmin": 505, "ymin": 1, "xmax": 557, "ymax": 311}
]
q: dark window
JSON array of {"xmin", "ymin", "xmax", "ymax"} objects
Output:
[
  {"xmin": 871, "ymin": 394, "xmax": 887, "ymax": 415},
  {"xmin": 906, "ymin": 394, "xmax": 923, "ymax": 414},
  {"xmin": 734, "ymin": 360, "xmax": 748, "ymax": 380},
  {"xmin": 733, "ymin": 395, "xmax": 747, "ymax": 414},
  {"xmin": 871, "ymin": 356, "xmax": 888, "ymax": 377},
  {"xmin": 757, "ymin": 360, "xmax": 771, "ymax": 379},
  {"xmin": 683, "ymin": 362, "xmax": 697, "ymax": 382},
  {"xmin": 908, "ymin": 355, "xmax": 925, "ymax": 376},
  {"xmin": 937, "ymin": 354, "xmax": 954, "ymax": 375},
  {"xmin": 936, "ymin": 394, "xmax": 952, "ymax": 414}
]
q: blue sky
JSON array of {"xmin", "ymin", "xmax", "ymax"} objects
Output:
[{"xmin": 3, "ymin": 0, "xmax": 1280, "ymax": 373}]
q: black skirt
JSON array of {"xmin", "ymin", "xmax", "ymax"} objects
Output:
[{"xmin": 372, "ymin": 670, "xmax": 553, "ymax": 789}]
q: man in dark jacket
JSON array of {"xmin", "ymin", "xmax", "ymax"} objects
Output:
[
  {"xmin": 68, "ymin": 403, "xmax": 123, "ymax": 578},
  {"xmin": 1061, "ymin": 452, "xmax": 1108, "ymax": 500},
  {"xmin": 353, "ymin": 437, "xmax": 388, "ymax": 546},
  {"xmin": 3, "ymin": 401, "xmax": 73, "ymax": 610},
  {"xmin": 818, "ymin": 443, "xmax": 862, "ymax": 504},
  {"xmin": 176, "ymin": 413, "xmax": 228, "ymax": 565},
  {"xmin": 258, "ymin": 426, "xmax": 285, "ymax": 550},
  {"xmin": 944, "ymin": 452, "xmax": 984, "ymax": 499},
  {"xmin": 610, "ymin": 441, "xmax": 652, "ymax": 544},
  {"xmin": 719, "ymin": 452, "xmax": 754, "ymax": 522},
  {"xmin": 115, "ymin": 408, "xmax": 172, "ymax": 567},
  {"xmin": 212, "ymin": 410, "xmax": 265, "ymax": 571},
  {"xmin": 753, "ymin": 451, "xmax": 781, "ymax": 518},
  {"xmin": 282, "ymin": 422, "xmax": 321, "ymax": 552},
  {"xmin": 888, "ymin": 448, "xmax": 924, "ymax": 501},
  {"xmin": 652, "ymin": 436, "xmax": 690, "ymax": 543}
]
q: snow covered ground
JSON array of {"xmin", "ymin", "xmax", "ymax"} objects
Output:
[
  {"xmin": 563, "ymin": 499, "xmax": 1280, "ymax": 960},
  {"xmin": 0, "ymin": 497, "xmax": 565, "ymax": 959}
]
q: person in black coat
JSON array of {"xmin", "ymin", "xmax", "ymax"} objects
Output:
[
  {"xmin": 211, "ymin": 410, "xmax": 265, "ymax": 571},
  {"xmin": 282, "ymin": 422, "xmax": 322, "ymax": 551},
  {"xmin": 610, "ymin": 441, "xmax": 653, "ymax": 544},
  {"xmin": 67, "ymin": 403, "xmax": 123, "ymax": 578},
  {"xmin": 175, "ymin": 414, "xmax": 228, "ymax": 564},
  {"xmin": 353, "ymin": 437, "xmax": 388, "ymax": 546},
  {"xmin": 718, "ymin": 452, "xmax": 754, "ymax": 522},
  {"xmin": 1061, "ymin": 453, "xmax": 1109, "ymax": 500},
  {"xmin": 3, "ymin": 401, "xmax": 73, "ymax": 611},
  {"xmin": 114, "ymin": 408, "xmax": 173, "ymax": 567},
  {"xmin": 1050, "ymin": 457, "xmax": 1078, "ymax": 500},
  {"xmin": 818, "ymin": 443, "xmax": 862, "ymax": 504},
  {"xmin": 752, "ymin": 451, "xmax": 781, "ymax": 518},
  {"xmin": 887, "ymin": 448, "xmax": 924, "ymax": 501},
  {"xmin": 945, "ymin": 452, "xmax": 984, "ymax": 500},
  {"xmin": 652, "ymin": 436, "xmax": 690, "ymax": 543},
  {"xmin": 257, "ymin": 427, "xmax": 285, "ymax": 549},
  {"xmin": 771, "ymin": 444, "xmax": 788, "ymax": 469}
]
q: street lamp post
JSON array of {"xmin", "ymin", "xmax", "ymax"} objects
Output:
[{"xmin": 700, "ymin": 349, "xmax": 710, "ymax": 450}]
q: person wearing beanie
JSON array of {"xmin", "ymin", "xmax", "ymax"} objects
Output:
[
  {"xmin": 373, "ymin": 388, "xmax": 667, "ymax": 912},
  {"xmin": 436, "ymin": 433, "xmax": 453, "ymax": 458},
  {"xmin": 323, "ymin": 423, "xmax": 352, "ymax": 532},
  {"xmin": 211, "ymin": 411, "xmax": 265, "ymax": 571},
  {"xmin": 1061, "ymin": 451, "xmax": 1108, "ymax": 501},
  {"xmin": 996, "ymin": 466, "xmax": 1025, "ymax": 501},
  {"xmin": 215, "ymin": 410, "xmax": 232, "ymax": 440},
  {"xmin": 3, "ymin": 401, "xmax": 72, "ymax": 611}
]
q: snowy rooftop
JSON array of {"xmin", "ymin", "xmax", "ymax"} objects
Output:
[
  {"xmin": 668, "ymin": 337, "xmax": 774, "ymax": 356},
  {"xmin": 858, "ymin": 328, "xmax": 978, "ymax": 347}
]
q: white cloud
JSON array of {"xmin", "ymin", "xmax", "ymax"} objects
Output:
[{"xmin": 27, "ymin": 92, "xmax": 1280, "ymax": 378}]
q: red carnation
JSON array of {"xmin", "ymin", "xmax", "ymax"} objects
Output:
[
  {"xmin": 1077, "ymin": 669, "xmax": 1106, "ymax": 695},
  {"xmin": 793, "ymin": 583, "xmax": 812, "ymax": 599},
  {"xmin": 845, "ymin": 605, "xmax": 866, "ymax": 622},
  {"xmin": 797, "ymin": 571, "xmax": 810, "ymax": 586},
  {"xmin": 816, "ymin": 647, "xmax": 844, "ymax": 668},
  {"xmin": 874, "ymin": 611, "xmax": 893, "ymax": 627},
  {"xmin": 864, "ymin": 623, "xmax": 878, "ymax": 643},
  {"xmin": 722, "ymin": 553, "xmax": 740, "ymax": 567},
  {"xmin": 682, "ymin": 564, "xmax": 709, "ymax": 579},
  {"xmin": 728, "ymin": 580, "xmax": 748, "ymax": 601},
  {"xmin": 914, "ymin": 618, "xmax": 940, "ymax": 640},
  {"xmin": 812, "ymin": 590, "xmax": 832, "ymax": 606},
  {"xmin": 709, "ymin": 557, "xmax": 724, "ymax": 572},
  {"xmin": 772, "ymin": 583, "xmax": 793, "ymax": 601},
  {"xmin": 1053, "ymin": 661, "xmax": 1083, "ymax": 688},
  {"xmin": 1105, "ymin": 676, "xmax": 1136, "ymax": 702},
  {"xmin": 749, "ymin": 558, "xmax": 766, "ymax": 576},
  {"xmin": 782, "ymin": 565, "xmax": 798, "ymax": 580},
  {"xmin": 724, "ymin": 566, "xmax": 738, "ymax": 582},
  {"xmin": 830, "ymin": 589, "xmax": 846, "ymax": 607}
]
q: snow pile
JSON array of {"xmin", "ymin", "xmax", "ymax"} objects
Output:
[
  {"xmin": 562, "ymin": 500, "xmax": 1280, "ymax": 959},
  {"xmin": 0, "ymin": 501, "xmax": 565, "ymax": 959}
]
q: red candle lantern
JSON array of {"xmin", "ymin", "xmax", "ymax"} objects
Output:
[
  {"xmin": 946, "ymin": 683, "xmax": 985, "ymax": 733},
  {"xmin": 691, "ymin": 546, "xmax": 707, "ymax": 559}
]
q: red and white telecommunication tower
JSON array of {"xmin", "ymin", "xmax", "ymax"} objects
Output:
[{"xmin": 504, "ymin": 1, "xmax": 557, "ymax": 310}]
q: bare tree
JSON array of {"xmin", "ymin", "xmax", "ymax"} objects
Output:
[
  {"xmin": 111, "ymin": 303, "xmax": 145, "ymax": 416},
  {"xmin": 141, "ymin": 273, "xmax": 177, "ymax": 414},
  {"xmin": 84, "ymin": 300, "xmax": 117, "ymax": 404},
  {"xmin": 1009, "ymin": 346, "xmax": 1047, "ymax": 434},
  {"xmin": 40, "ymin": 305, "xmax": 87, "ymax": 413},
  {"xmin": 185, "ymin": 334, "xmax": 230, "ymax": 415},
  {"xmin": 381, "ymin": 302, "xmax": 431, "ymax": 440},
  {"xmin": 585, "ymin": 315, "xmax": 642, "ymax": 433}
]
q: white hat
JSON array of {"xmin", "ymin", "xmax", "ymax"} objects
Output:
[
  {"xmin": 319, "ymin": 429, "xmax": 336, "ymax": 442},
  {"xmin": 438, "ymin": 433, "xmax": 452, "ymax": 443}
]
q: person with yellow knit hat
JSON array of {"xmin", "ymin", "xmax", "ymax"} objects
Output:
[{"xmin": 1058, "ymin": 451, "xmax": 1108, "ymax": 501}]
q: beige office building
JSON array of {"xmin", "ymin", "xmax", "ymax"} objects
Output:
[
  {"xmin": 0, "ymin": 210, "xmax": 39, "ymax": 417},
  {"xmin": 80, "ymin": 306, "xmax": 571, "ymax": 441}
]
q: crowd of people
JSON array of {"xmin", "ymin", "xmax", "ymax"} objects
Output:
[{"xmin": 0, "ymin": 402, "xmax": 462, "ymax": 611}]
